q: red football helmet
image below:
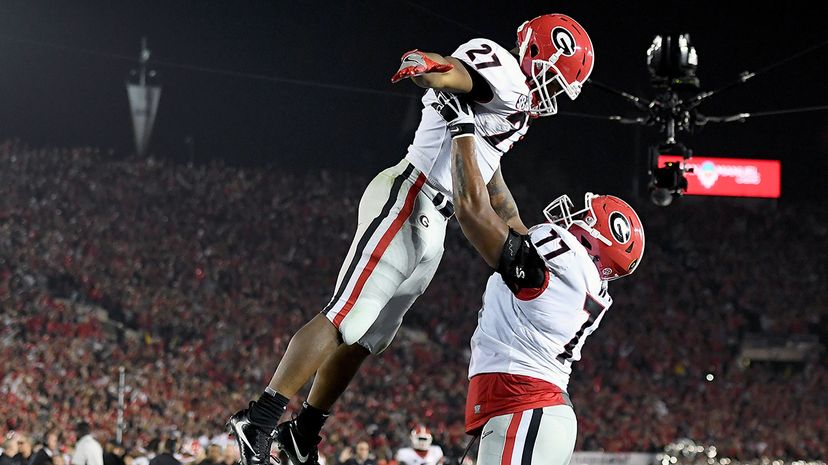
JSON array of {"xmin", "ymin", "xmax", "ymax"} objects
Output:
[
  {"xmin": 410, "ymin": 425, "xmax": 432, "ymax": 451},
  {"xmin": 544, "ymin": 193, "xmax": 644, "ymax": 280},
  {"xmin": 516, "ymin": 14, "xmax": 595, "ymax": 117}
]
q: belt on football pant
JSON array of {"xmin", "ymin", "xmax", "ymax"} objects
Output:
[
  {"xmin": 430, "ymin": 192, "xmax": 455, "ymax": 219},
  {"xmin": 401, "ymin": 159, "xmax": 454, "ymax": 219}
]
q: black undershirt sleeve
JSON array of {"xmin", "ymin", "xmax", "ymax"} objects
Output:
[
  {"xmin": 496, "ymin": 228, "xmax": 547, "ymax": 294},
  {"xmin": 459, "ymin": 61, "xmax": 495, "ymax": 103}
]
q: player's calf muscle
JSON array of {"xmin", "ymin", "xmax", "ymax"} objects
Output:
[{"xmin": 268, "ymin": 315, "xmax": 340, "ymax": 396}]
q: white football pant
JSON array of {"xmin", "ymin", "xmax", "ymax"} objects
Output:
[
  {"xmin": 476, "ymin": 406, "xmax": 577, "ymax": 465},
  {"xmin": 322, "ymin": 159, "xmax": 449, "ymax": 354}
]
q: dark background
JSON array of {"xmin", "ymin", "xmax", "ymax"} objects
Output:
[{"xmin": 0, "ymin": 1, "xmax": 826, "ymax": 204}]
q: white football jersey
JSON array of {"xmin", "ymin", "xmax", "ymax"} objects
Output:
[
  {"xmin": 395, "ymin": 446, "xmax": 444, "ymax": 465},
  {"xmin": 405, "ymin": 38, "xmax": 532, "ymax": 196},
  {"xmin": 469, "ymin": 223, "xmax": 612, "ymax": 391}
]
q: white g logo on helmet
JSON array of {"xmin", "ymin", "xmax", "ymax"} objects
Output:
[
  {"xmin": 551, "ymin": 27, "xmax": 576, "ymax": 56},
  {"xmin": 609, "ymin": 211, "xmax": 631, "ymax": 244}
]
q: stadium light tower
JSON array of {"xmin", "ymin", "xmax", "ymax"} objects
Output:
[{"xmin": 126, "ymin": 37, "xmax": 161, "ymax": 157}]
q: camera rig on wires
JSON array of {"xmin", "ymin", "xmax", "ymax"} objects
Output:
[{"xmin": 561, "ymin": 34, "xmax": 828, "ymax": 206}]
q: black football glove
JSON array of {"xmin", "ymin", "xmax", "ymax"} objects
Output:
[{"xmin": 431, "ymin": 91, "xmax": 475, "ymax": 139}]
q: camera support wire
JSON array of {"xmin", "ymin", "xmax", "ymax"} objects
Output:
[{"xmin": 574, "ymin": 37, "xmax": 828, "ymax": 130}]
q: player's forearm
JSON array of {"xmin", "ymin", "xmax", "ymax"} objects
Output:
[
  {"xmin": 451, "ymin": 137, "xmax": 491, "ymax": 215},
  {"xmin": 411, "ymin": 55, "xmax": 472, "ymax": 93},
  {"xmin": 450, "ymin": 136, "xmax": 508, "ymax": 268},
  {"xmin": 487, "ymin": 168, "xmax": 528, "ymax": 234}
]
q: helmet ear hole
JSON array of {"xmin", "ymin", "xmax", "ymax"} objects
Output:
[
  {"xmin": 530, "ymin": 44, "xmax": 539, "ymax": 57},
  {"xmin": 580, "ymin": 235, "xmax": 592, "ymax": 250}
]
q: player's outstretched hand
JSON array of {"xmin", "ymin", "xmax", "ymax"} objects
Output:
[
  {"xmin": 431, "ymin": 91, "xmax": 475, "ymax": 138},
  {"xmin": 391, "ymin": 49, "xmax": 454, "ymax": 83}
]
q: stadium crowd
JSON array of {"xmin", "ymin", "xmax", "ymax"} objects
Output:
[{"xmin": 0, "ymin": 140, "xmax": 825, "ymax": 464}]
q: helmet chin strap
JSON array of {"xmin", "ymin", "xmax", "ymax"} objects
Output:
[
  {"xmin": 546, "ymin": 48, "xmax": 564, "ymax": 66},
  {"xmin": 549, "ymin": 62, "xmax": 582, "ymax": 100},
  {"xmin": 574, "ymin": 220, "xmax": 613, "ymax": 247}
]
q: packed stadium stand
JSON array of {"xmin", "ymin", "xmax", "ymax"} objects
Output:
[{"xmin": 1, "ymin": 140, "xmax": 825, "ymax": 464}]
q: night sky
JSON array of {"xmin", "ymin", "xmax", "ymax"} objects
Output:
[{"xmin": 0, "ymin": 1, "xmax": 826, "ymax": 203}]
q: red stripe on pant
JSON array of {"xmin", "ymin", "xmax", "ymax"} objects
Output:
[
  {"xmin": 332, "ymin": 173, "xmax": 426, "ymax": 328},
  {"xmin": 501, "ymin": 411, "xmax": 523, "ymax": 465}
]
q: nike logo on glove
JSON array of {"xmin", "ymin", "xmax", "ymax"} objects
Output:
[
  {"xmin": 289, "ymin": 428, "xmax": 309, "ymax": 463},
  {"xmin": 401, "ymin": 56, "xmax": 424, "ymax": 68}
]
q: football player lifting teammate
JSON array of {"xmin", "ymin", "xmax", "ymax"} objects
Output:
[
  {"xmin": 432, "ymin": 91, "xmax": 644, "ymax": 464},
  {"xmin": 227, "ymin": 14, "xmax": 595, "ymax": 465}
]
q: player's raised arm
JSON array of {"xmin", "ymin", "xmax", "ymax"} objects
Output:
[
  {"xmin": 390, "ymin": 49, "xmax": 474, "ymax": 93},
  {"xmin": 431, "ymin": 92, "xmax": 508, "ymax": 268},
  {"xmin": 487, "ymin": 167, "xmax": 528, "ymax": 234}
]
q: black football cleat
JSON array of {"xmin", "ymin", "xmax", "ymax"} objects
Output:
[
  {"xmin": 226, "ymin": 403, "xmax": 279, "ymax": 465},
  {"xmin": 274, "ymin": 419, "xmax": 321, "ymax": 465}
]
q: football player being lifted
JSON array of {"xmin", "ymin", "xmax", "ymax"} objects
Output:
[
  {"xmin": 227, "ymin": 14, "xmax": 595, "ymax": 465},
  {"xmin": 433, "ymin": 93, "xmax": 645, "ymax": 465}
]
